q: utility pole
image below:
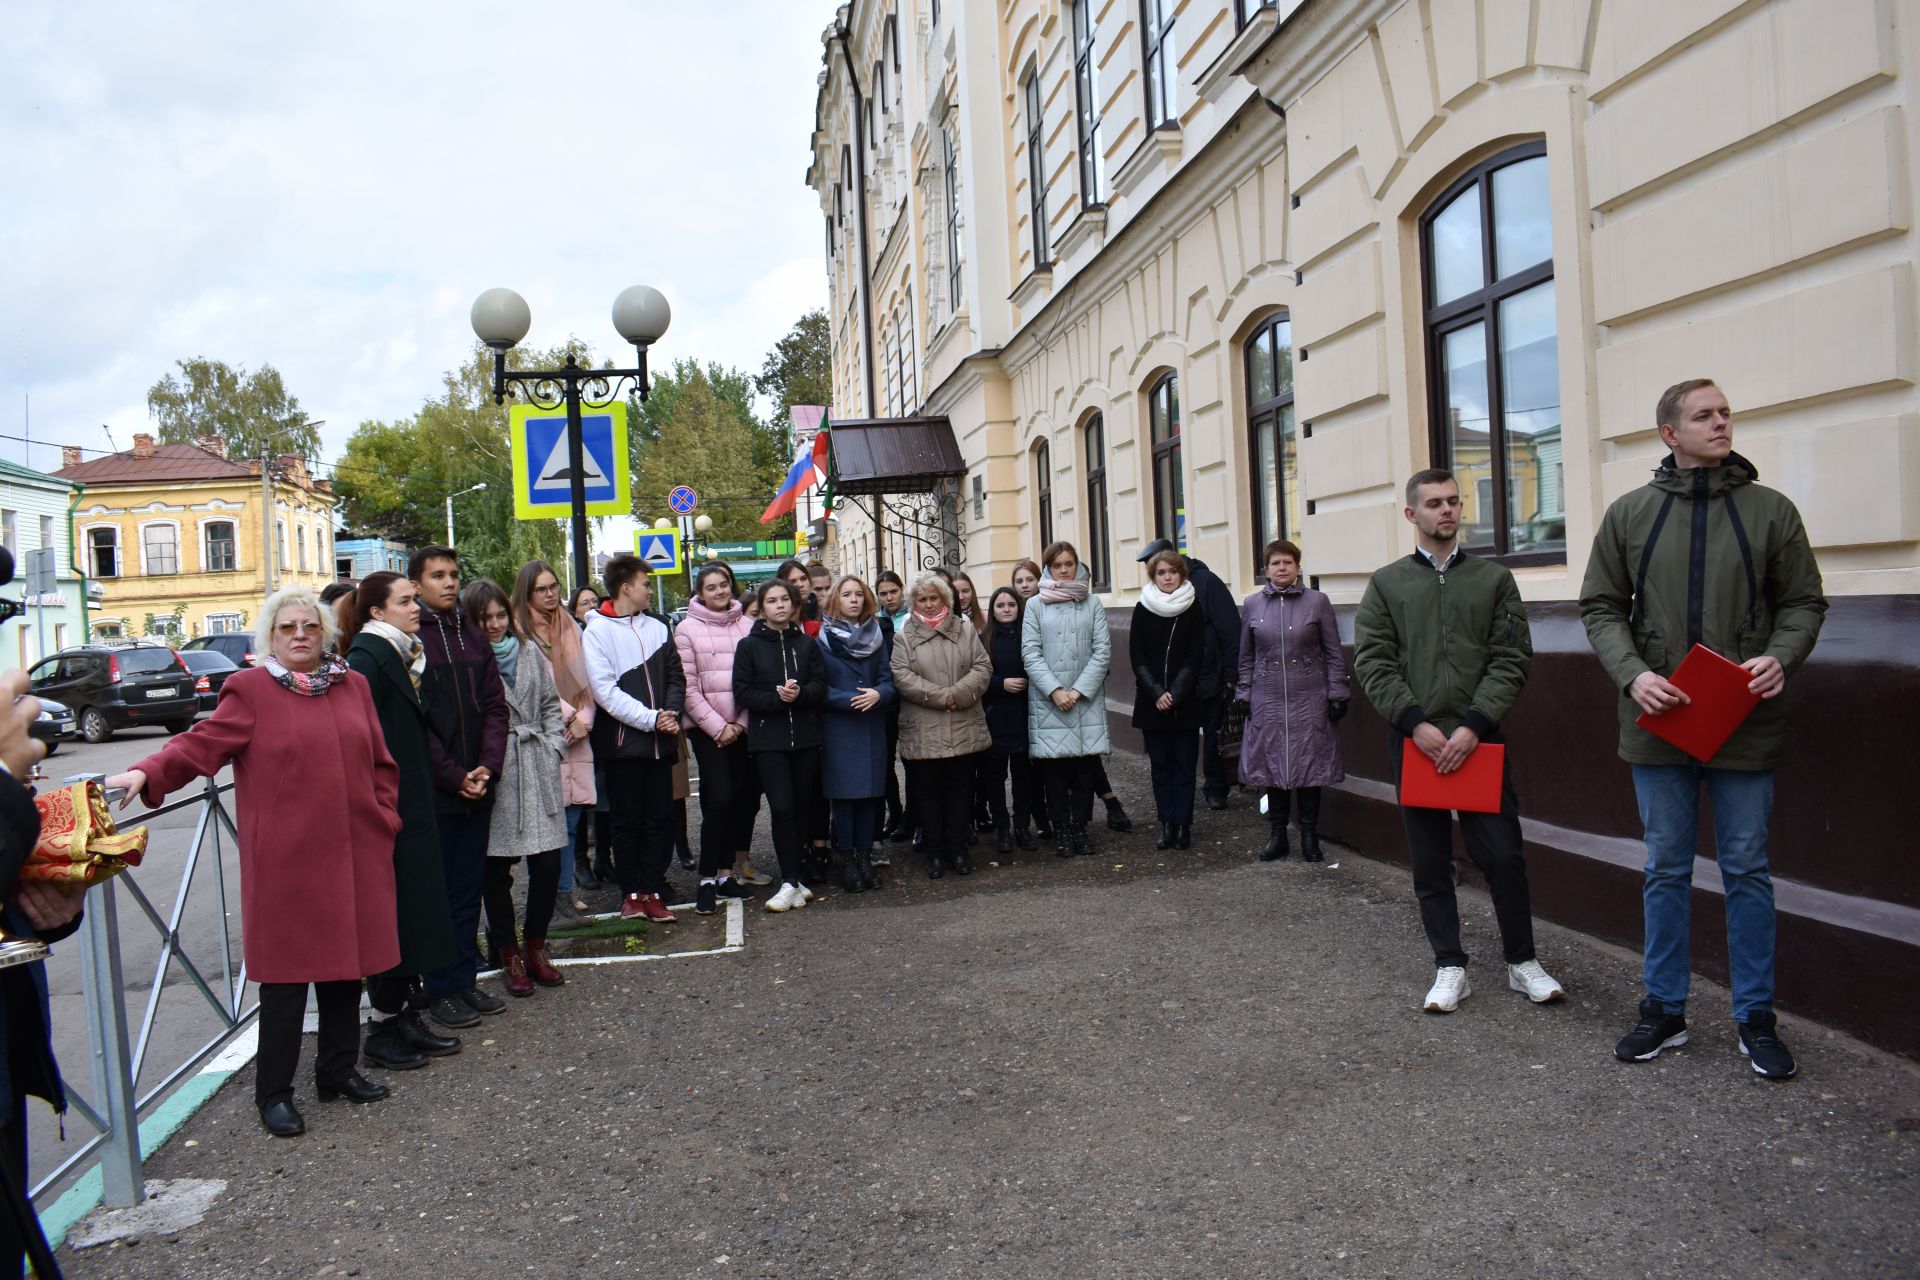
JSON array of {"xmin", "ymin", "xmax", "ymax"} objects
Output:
[{"xmin": 261, "ymin": 453, "xmax": 276, "ymax": 594}]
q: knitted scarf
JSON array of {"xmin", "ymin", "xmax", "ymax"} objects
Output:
[
  {"xmin": 490, "ymin": 632, "xmax": 520, "ymax": 686},
  {"xmin": 1038, "ymin": 576, "xmax": 1090, "ymax": 604},
  {"xmin": 822, "ymin": 617, "xmax": 884, "ymax": 658},
  {"xmin": 1139, "ymin": 579, "xmax": 1196, "ymax": 618},
  {"xmin": 265, "ymin": 653, "xmax": 350, "ymax": 697},
  {"xmin": 913, "ymin": 606, "xmax": 950, "ymax": 631},
  {"xmin": 361, "ymin": 618, "xmax": 425, "ymax": 689}
]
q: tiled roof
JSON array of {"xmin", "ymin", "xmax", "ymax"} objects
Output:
[{"xmin": 54, "ymin": 443, "xmax": 256, "ymax": 485}]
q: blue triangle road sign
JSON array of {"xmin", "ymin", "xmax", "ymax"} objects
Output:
[{"xmin": 635, "ymin": 529, "xmax": 682, "ymax": 574}]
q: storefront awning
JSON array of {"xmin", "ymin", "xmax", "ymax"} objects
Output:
[{"xmin": 828, "ymin": 417, "xmax": 965, "ymax": 496}]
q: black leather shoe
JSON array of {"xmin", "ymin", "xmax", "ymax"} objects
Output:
[
  {"xmin": 926, "ymin": 853, "xmax": 946, "ymax": 880},
  {"xmin": 1034, "ymin": 819, "xmax": 1055, "ymax": 840},
  {"xmin": 316, "ymin": 1070, "xmax": 390, "ymax": 1103},
  {"xmin": 1205, "ymin": 793, "xmax": 1230, "ymax": 811},
  {"xmin": 427, "ymin": 996, "xmax": 481, "ymax": 1030},
  {"xmin": 259, "ymin": 1100, "xmax": 305, "ymax": 1137},
  {"xmin": 995, "ymin": 828, "xmax": 1014, "ymax": 854},
  {"xmin": 1258, "ymin": 823, "xmax": 1290, "ymax": 861},
  {"xmin": 1070, "ymin": 828, "xmax": 1092, "ymax": 856},
  {"xmin": 1015, "ymin": 824, "xmax": 1037, "ymax": 851},
  {"xmin": 397, "ymin": 1010, "xmax": 461, "ymax": 1056},
  {"xmin": 1154, "ymin": 823, "xmax": 1173, "ymax": 851},
  {"xmin": 459, "ymin": 986, "xmax": 507, "ymax": 1016},
  {"xmin": 1055, "ymin": 834, "xmax": 1072, "ymax": 859},
  {"xmin": 1103, "ymin": 797, "xmax": 1133, "ymax": 832},
  {"xmin": 951, "ymin": 850, "xmax": 974, "ymax": 876},
  {"xmin": 363, "ymin": 1020, "xmax": 428, "ymax": 1071},
  {"xmin": 1173, "ymin": 824, "xmax": 1192, "ymax": 850}
]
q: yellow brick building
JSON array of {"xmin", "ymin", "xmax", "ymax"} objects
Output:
[{"xmin": 54, "ymin": 433, "xmax": 339, "ymax": 641}]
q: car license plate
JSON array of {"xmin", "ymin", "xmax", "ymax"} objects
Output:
[{"xmin": 145, "ymin": 687, "xmax": 177, "ymax": 699}]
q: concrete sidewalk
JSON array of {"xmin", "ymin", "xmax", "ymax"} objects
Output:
[{"xmin": 57, "ymin": 770, "xmax": 1920, "ymax": 1279}]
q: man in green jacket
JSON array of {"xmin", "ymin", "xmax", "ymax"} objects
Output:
[
  {"xmin": 1580, "ymin": 379, "xmax": 1827, "ymax": 1080},
  {"xmin": 1354, "ymin": 470, "xmax": 1564, "ymax": 1014}
]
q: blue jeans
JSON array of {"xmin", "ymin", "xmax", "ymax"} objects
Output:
[
  {"xmin": 1632, "ymin": 764, "xmax": 1776, "ymax": 1022},
  {"xmin": 561, "ymin": 804, "xmax": 592, "ymax": 893}
]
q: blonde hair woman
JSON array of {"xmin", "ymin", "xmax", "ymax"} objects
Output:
[{"xmin": 890, "ymin": 572, "xmax": 992, "ymax": 879}]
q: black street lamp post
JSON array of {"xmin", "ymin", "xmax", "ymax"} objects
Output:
[{"xmin": 470, "ymin": 286, "xmax": 672, "ymax": 592}]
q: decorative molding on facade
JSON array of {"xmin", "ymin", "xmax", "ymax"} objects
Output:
[
  {"xmin": 1009, "ymin": 265, "xmax": 1055, "ymax": 312},
  {"xmin": 1196, "ymin": 4, "xmax": 1286, "ymax": 103},
  {"xmin": 1111, "ymin": 124, "xmax": 1185, "ymax": 199},
  {"xmin": 188, "ymin": 498, "xmax": 245, "ymax": 513},
  {"xmin": 129, "ymin": 499, "xmax": 187, "ymax": 515},
  {"xmin": 1052, "ymin": 202, "xmax": 1108, "ymax": 260}
]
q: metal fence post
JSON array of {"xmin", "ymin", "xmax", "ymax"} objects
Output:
[{"xmin": 79, "ymin": 878, "xmax": 143, "ymax": 1208}]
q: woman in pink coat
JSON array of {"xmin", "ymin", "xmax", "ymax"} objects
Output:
[
  {"xmin": 109, "ymin": 587, "xmax": 402, "ymax": 1138},
  {"xmin": 514, "ymin": 560, "xmax": 595, "ymax": 920},
  {"xmin": 675, "ymin": 562, "xmax": 759, "ymax": 916}
]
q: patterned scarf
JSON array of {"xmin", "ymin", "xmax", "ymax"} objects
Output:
[
  {"xmin": 1038, "ymin": 576, "xmax": 1090, "ymax": 604},
  {"xmin": 361, "ymin": 619, "xmax": 425, "ymax": 689},
  {"xmin": 822, "ymin": 616, "xmax": 885, "ymax": 658},
  {"xmin": 265, "ymin": 653, "xmax": 350, "ymax": 697}
]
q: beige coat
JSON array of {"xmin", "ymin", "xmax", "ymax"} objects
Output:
[{"xmin": 891, "ymin": 612, "xmax": 992, "ymax": 761}]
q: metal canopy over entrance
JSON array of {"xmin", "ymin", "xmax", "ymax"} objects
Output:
[{"xmin": 826, "ymin": 416, "xmax": 968, "ymax": 574}]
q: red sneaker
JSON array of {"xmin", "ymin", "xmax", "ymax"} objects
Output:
[
  {"xmin": 636, "ymin": 893, "xmax": 677, "ymax": 924},
  {"xmin": 620, "ymin": 893, "xmax": 647, "ymax": 919}
]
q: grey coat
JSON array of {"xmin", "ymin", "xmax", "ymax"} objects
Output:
[
  {"xmin": 1235, "ymin": 584, "xmax": 1349, "ymax": 790},
  {"xmin": 488, "ymin": 645, "xmax": 569, "ymax": 858},
  {"xmin": 1021, "ymin": 569, "xmax": 1112, "ymax": 760}
]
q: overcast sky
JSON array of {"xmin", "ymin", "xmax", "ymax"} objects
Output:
[{"xmin": 1, "ymin": 2, "xmax": 831, "ymax": 544}]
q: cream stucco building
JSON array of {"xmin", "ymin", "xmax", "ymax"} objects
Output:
[{"xmin": 806, "ymin": 0, "xmax": 1920, "ymax": 1055}]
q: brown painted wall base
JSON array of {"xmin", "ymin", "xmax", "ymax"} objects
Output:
[{"xmin": 1103, "ymin": 594, "xmax": 1920, "ymax": 1059}]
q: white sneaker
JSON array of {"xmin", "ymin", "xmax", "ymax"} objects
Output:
[
  {"xmin": 798, "ymin": 883, "xmax": 816, "ymax": 902},
  {"xmin": 1423, "ymin": 966, "xmax": 1471, "ymax": 1013},
  {"xmin": 1507, "ymin": 959, "xmax": 1565, "ymax": 1004},
  {"xmin": 766, "ymin": 883, "xmax": 805, "ymax": 912}
]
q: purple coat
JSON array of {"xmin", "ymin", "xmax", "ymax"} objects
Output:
[{"xmin": 1234, "ymin": 583, "xmax": 1349, "ymax": 790}]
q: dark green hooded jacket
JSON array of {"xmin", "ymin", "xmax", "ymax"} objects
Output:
[{"xmin": 1578, "ymin": 452, "xmax": 1826, "ymax": 770}]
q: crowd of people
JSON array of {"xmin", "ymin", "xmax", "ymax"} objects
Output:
[{"xmin": 72, "ymin": 377, "xmax": 1822, "ymax": 1143}]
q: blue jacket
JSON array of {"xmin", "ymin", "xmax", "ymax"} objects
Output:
[
  {"xmin": 981, "ymin": 624, "xmax": 1030, "ymax": 758},
  {"xmin": 817, "ymin": 626, "xmax": 896, "ymax": 800}
]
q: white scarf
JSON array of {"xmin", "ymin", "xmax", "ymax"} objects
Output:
[
  {"xmin": 363, "ymin": 618, "xmax": 426, "ymax": 685},
  {"xmin": 1139, "ymin": 580, "xmax": 1196, "ymax": 618}
]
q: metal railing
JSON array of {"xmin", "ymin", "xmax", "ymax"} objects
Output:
[{"xmin": 32, "ymin": 776, "xmax": 257, "ymax": 1210}]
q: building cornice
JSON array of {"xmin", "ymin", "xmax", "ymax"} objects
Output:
[{"xmin": 1238, "ymin": 0, "xmax": 1406, "ymax": 111}]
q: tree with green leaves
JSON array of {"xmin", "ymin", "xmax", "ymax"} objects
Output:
[
  {"xmin": 755, "ymin": 309, "xmax": 832, "ymax": 441},
  {"xmin": 632, "ymin": 361, "xmax": 789, "ymax": 540},
  {"xmin": 147, "ymin": 357, "xmax": 320, "ymax": 460}
]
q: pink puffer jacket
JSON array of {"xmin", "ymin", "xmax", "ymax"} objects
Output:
[{"xmin": 675, "ymin": 598, "xmax": 753, "ymax": 739}]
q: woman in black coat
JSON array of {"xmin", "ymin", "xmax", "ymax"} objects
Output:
[
  {"xmin": 980, "ymin": 587, "xmax": 1037, "ymax": 853},
  {"xmin": 1129, "ymin": 550, "xmax": 1217, "ymax": 851},
  {"xmin": 339, "ymin": 572, "xmax": 464, "ymax": 1065},
  {"xmin": 731, "ymin": 579, "xmax": 828, "ymax": 913}
]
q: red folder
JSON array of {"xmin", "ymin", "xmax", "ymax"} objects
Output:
[
  {"xmin": 1399, "ymin": 739, "xmax": 1505, "ymax": 814},
  {"xmin": 1634, "ymin": 643, "xmax": 1761, "ymax": 763}
]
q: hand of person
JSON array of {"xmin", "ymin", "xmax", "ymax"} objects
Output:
[
  {"xmin": 1327, "ymin": 699, "xmax": 1348, "ymax": 723},
  {"xmin": 564, "ymin": 716, "xmax": 590, "ymax": 743},
  {"xmin": 461, "ymin": 767, "xmax": 491, "ymax": 800},
  {"xmin": 1411, "ymin": 722, "xmax": 1449, "ymax": 764},
  {"xmin": 1629, "ymin": 670, "xmax": 1692, "ymax": 717},
  {"xmin": 0, "ymin": 669, "xmax": 45, "ymax": 779},
  {"xmin": 104, "ymin": 770, "xmax": 147, "ymax": 810},
  {"xmin": 717, "ymin": 723, "xmax": 741, "ymax": 747},
  {"xmin": 1741, "ymin": 655, "xmax": 1785, "ymax": 699},
  {"xmin": 944, "ymin": 692, "xmax": 959, "ymax": 711},
  {"xmin": 1434, "ymin": 725, "xmax": 1480, "ymax": 776},
  {"xmin": 777, "ymin": 680, "xmax": 800, "ymax": 704},
  {"xmin": 655, "ymin": 710, "xmax": 679, "ymax": 735},
  {"xmin": 12, "ymin": 881, "xmax": 83, "ymax": 934},
  {"xmin": 852, "ymin": 688, "xmax": 880, "ymax": 712},
  {"xmin": 1003, "ymin": 677, "xmax": 1027, "ymax": 693},
  {"xmin": 1051, "ymin": 689, "xmax": 1076, "ymax": 712},
  {"xmin": 1156, "ymin": 692, "xmax": 1175, "ymax": 713}
]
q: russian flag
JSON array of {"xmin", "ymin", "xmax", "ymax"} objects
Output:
[{"xmin": 760, "ymin": 407, "xmax": 832, "ymax": 524}]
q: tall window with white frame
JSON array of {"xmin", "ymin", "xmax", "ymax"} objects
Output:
[
  {"xmin": 1246, "ymin": 312, "xmax": 1298, "ymax": 560},
  {"xmin": 896, "ymin": 294, "xmax": 918, "ymax": 411},
  {"xmin": 1034, "ymin": 439, "xmax": 1054, "ymax": 549},
  {"xmin": 1024, "ymin": 69, "xmax": 1049, "ymax": 267},
  {"xmin": 1148, "ymin": 373, "xmax": 1184, "ymax": 551},
  {"xmin": 882, "ymin": 322, "xmax": 901, "ymax": 416},
  {"xmin": 942, "ymin": 119, "xmax": 963, "ymax": 311},
  {"xmin": 1083, "ymin": 414, "xmax": 1111, "ymax": 592},
  {"xmin": 143, "ymin": 523, "xmax": 179, "ymax": 576},
  {"xmin": 205, "ymin": 520, "xmax": 237, "ymax": 572},
  {"xmin": 89, "ymin": 527, "xmax": 118, "ymax": 578},
  {"xmin": 1141, "ymin": 0, "xmax": 1177, "ymax": 130},
  {"xmin": 1072, "ymin": 0, "xmax": 1105, "ymax": 206},
  {"xmin": 1421, "ymin": 142, "xmax": 1562, "ymax": 560}
]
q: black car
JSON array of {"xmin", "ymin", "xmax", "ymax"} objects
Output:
[
  {"xmin": 183, "ymin": 633, "xmax": 257, "ymax": 668},
  {"xmin": 179, "ymin": 649, "xmax": 241, "ymax": 713},
  {"xmin": 29, "ymin": 697, "xmax": 76, "ymax": 756},
  {"xmin": 27, "ymin": 644, "xmax": 200, "ymax": 743}
]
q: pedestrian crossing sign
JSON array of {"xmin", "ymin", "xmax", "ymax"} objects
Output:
[
  {"xmin": 635, "ymin": 528, "xmax": 683, "ymax": 575},
  {"xmin": 509, "ymin": 402, "xmax": 631, "ymax": 520}
]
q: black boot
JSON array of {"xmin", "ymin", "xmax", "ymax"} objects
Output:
[
  {"xmin": 1035, "ymin": 814, "xmax": 1055, "ymax": 840},
  {"xmin": 574, "ymin": 852, "xmax": 600, "ymax": 890},
  {"xmin": 951, "ymin": 844, "xmax": 974, "ymax": 875},
  {"xmin": 1014, "ymin": 819, "xmax": 1037, "ymax": 851},
  {"xmin": 1103, "ymin": 795, "xmax": 1133, "ymax": 832},
  {"xmin": 996, "ymin": 825, "xmax": 1014, "ymax": 855},
  {"xmin": 362, "ymin": 1019, "xmax": 427, "ymax": 1071},
  {"xmin": 1258, "ymin": 788, "xmax": 1291, "ymax": 861},
  {"xmin": 1173, "ymin": 824, "xmax": 1192, "ymax": 850},
  {"xmin": 926, "ymin": 849, "xmax": 946, "ymax": 880},
  {"xmin": 1298, "ymin": 788, "xmax": 1324, "ymax": 863},
  {"xmin": 1154, "ymin": 822, "xmax": 1173, "ymax": 851},
  {"xmin": 1070, "ymin": 826, "xmax": 1091, "ymax": 857},
  {"xmin": 396, "ymin": 1010, "xmax": 461, "ymax": 1056},
  {"xmin": 858, "ymin": 846, "xmax": 880, "ymax": 891},
  {"xmin": 1055, "ymin": 831, "xmax": 1072, "ymax": 859},
  {"xmin": 838, "ymin": 847, "xmax": 864, "ymax": 893}
]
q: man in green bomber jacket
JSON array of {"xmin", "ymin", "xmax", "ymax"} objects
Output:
[
  {"xmin": 1354, "ymin": 469, "xmax": 1565, "ymax": 1016},
  {"xmin": 1580, "ymin": 378, "xmax": 1827, "ymax": 1081}
]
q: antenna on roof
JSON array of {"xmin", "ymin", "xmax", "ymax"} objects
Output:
[{"xmin": 102, "ymin": 423, "xmax": 119, "ymax": 453}]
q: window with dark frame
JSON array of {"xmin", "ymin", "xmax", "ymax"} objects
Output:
[
  {"xmin": 1083, "ymin": 414, "xmax": 1111, "ymax": 592},
  {"xmin": 930, "ymin": 0, "xmax": 939, "ymax": 30},
  {"xmin": 942, "ymin": 120, "xmax": 963, "ymax": 309},
  {"xmin": 1234, "ymin": 0, "xmax": 1277, "ymax": 29},
  {"xmin": 89, "ymin": 527, "xmax": 118, "ymax": 578},
  {"xmin": 1148, "ymin": 373, "xmax": 1185, "ymax": 551},
  {"xmin": 1034, "ymin": 439, "xmax": 1054, "ymax": 549},
  {"xmin": 1072, "ymin": 0, "xmax": 1105, "ymax": 206},
  {"xmin": 1245, "ymin": 311, "xmax": 1298, "ymax": 562},
  {"xmin": 1421, "ymin": 141, "xmax": 1563, "ymax": 560},
  {"xmin": 205, "ymin": 520, "xmax": 237, "ymax": 572},
  {"xmin": 1141, "ymin": 0, "xmax": 1177, "ymax": 130},
  {"xmin": 897, "ymin": 294, "xmax": 918, "ymax": 410},
  {"xmin": 1024, "ymin": 69, "xmax": 1049, "ymax": 266}
]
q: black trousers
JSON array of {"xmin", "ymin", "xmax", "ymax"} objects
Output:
[
  {"xmin": 482, "ymin": 850, "xmax": 562, "ymax": 951},
  {"xmin": 365, "ymin": 968, "xmax": 423, "ymax": 1017},
  {"xmin": 606, "ymin": 755, "xmax": 676, "ymax": 897},
  {"xmin": 756, "ymin": 748, "xmax": 820, "ymax": 883},
  {"xmin": 1262, "ymin": 786, "xmax": 1322, "ymax": 825},
  {"xmin": 1089, "ymin": 756, "xmax": 1114, "ymax": 799},
  {"xmin": 1391, "ymin": 734, "xmax": 1536, "ymax": 967},
  {"xmin": 691, "ymin": 730, "xmax": 759, "ymax": 877},
  {"xmin": 980, "ymin": 752, "xmax": 1034, "ymax": 830},
  {"xmin": 908, "ymin": 756, "xmax": 975, "ymax": 862},
  {"xmin": 1143, "ymin": 729, "xmax": 1201, "ymax": 825},
  {"xmin": 1042, "ymin": 755, "xmax": 1100, "ymax": 832},
  {"xmin": 257, "ymin": 980, "xmax": 361, "ymax": 1107},
  {"xmin": 1200, "ymin": 693, "xmax": 1229, "ymax": 800},
  {"xmin": 423, "ymin": 811, "xmax": 490, "ymax": 1000}
]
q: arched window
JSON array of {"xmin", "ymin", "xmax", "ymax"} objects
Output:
[
  {"xmin": 204, "ymin": 520, "xmax": 237, "ymax": 572},
  {"xmin": 88, "ymin": 527, "xmax": 119, "ymax": 578},
  {"xmin": 1083, "ymin": 415, "xmax": 1111, "ymax": 592},
  {"xmin": 1422, "ymin": 142, "xmax": 1562, "ymax": 560},
  {"xmin": 1148, "ymin": 373, "xmax": 1184, "ymax": 550},
  {"xmin": 1246, "ymin": 312, "xmax": 1297, "ymax": 560},
  {"xmin": 1034, "ymin": 439, "xmax": 1054, "ymax": 549}
]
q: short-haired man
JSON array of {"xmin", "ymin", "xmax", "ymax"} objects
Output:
[
  {"xmin": 409, "ymin": 544, "xmax": 510, "ymax": 1028},
  {"xmin": 1579, "ymin": 379, "xmax": 1827, "ymax": 1079},
  {"xmin": 1354, "ymin": 470, "xmax": 1564, "ymax": 1013},
  {"xmin": 582, "ymin": 553, "xmax": 687, "ymax": 923}
]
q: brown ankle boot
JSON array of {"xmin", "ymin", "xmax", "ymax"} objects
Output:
[
  {"xmin": 499, "ymin": 944, "xmax": 535, "ymax": 997},
  {"xmin": 525, "ymin": 939, "xmax": 565, "ymax": 988}
]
